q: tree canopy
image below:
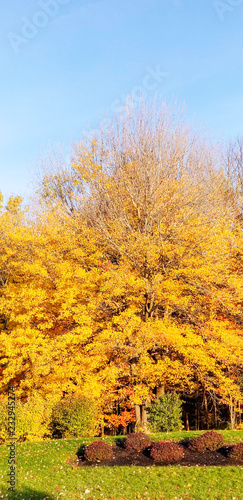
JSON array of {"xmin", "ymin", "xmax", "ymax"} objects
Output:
[{"xmin": 1, "ymin": 100, "xmax": 243, "ymax": 431}]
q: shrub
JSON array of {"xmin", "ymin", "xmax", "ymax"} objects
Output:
[
  {"xmin": 84, "ymin": 440, "xmax": 113, "ymax": 462},
  {"xmin": 188, "ymin": 431, "xmax": 224, "ymax": 452},
  {"xmin": 50, "ymin": 396, "xmax": 97, "ymax": 438},
  {"xmin": 150, "ymin": 440, "xmax": 184, "ymax": 463},
  {"xmin": 228, "ymin": 443, "xmax": 243, "ymax": 461},
  {"xmin": 0, "ymin": 399, "xmax": 8, "ymax": 444},
  {"xmin": 15, "ymin": 395, "xmax": 54, "ymax": 441},
  {"xmin": 146, "ymin": 393, "xmax": 183, "ymax": 432},
  {"xmin": 124, "ymin": 432, "xmax": 151, "ymax": 452},
  {"xmin": 0, "ymin": 395, "xmax": 53, "ymax": 443},
  {"xmin": 235, "ymin": 422, "xmax": 243, "ymax": 430}
]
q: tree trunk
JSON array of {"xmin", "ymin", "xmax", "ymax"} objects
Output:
[
  {"xmin": 204, "ymin": 390, "xmax": 209, "ymax": 430},
  {"xmin": 135, "ymin": 404, "xmax": 141, "ymax": 430},
  {"xmin": 185, "ymin": 412, "xmax": 190, "ymax": 431},
  {"xmin": 135, "ymin": 398, "xmax": 151, "ymax": 432},
  {"xmin": 229, "ymin": 398, "xmax": 236, "ymax": 430},
  {"xmin": 101, "ymin": 421, "xmax": 104, "ymax": 437},
  {"xmin": 195, "ymin": 400, "xmax": 199, "ymax": 430},
  {"xmin": 213, "ymin": 399, "xmax": 218, "ymax": 429},
  {"xmin": 156, "ymin": 384, "xmax": 165, "ymax": 398},
  {"xmin": 141, "ymin": 397, "xmax": 151, "ymax": 431}
]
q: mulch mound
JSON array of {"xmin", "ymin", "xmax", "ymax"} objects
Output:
[{"xmin": 76, "ymin": 442, "xmax": 243, "ymax": 467}]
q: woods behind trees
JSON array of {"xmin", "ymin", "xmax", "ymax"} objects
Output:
[{"xmin": 0, "ymin": 100, "xmax": 243, "ymax": 435}]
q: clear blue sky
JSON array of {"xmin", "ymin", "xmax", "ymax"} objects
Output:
[{"xmin": 1, "ymin": 0, "xmax": 243, "ymax": 201}]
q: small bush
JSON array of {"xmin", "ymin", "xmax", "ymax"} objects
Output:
[
  {"xmin": 146, "ymin": 393, "xmax": 183, "ymax": 432},
  {"xmin": 50, "ymin": 396, "xmax": 97, "ymax": 438},
  {"xmin": 150, "ymin": 440, "xmax": 184, "ymax": 463},
  {"xmin": 188, "ymin": 431, "xmax": 224, "ymax": 452},
  {"xmin": 124, "ymin": 432, "xmax": 151, "ymax": 452},
  {"xmin": 0, "ymin": 395, "xmax": 53, "ymax": 443},
  {"xmin": 0, "ymin": 399, "xmax": 8, "ymax": 444},
  {"xmin": 84, "ymin": 440, "xmax": 113, "ymax": 462},
  {"xmin": 235, "ymin": 422, "xmax": 243, "ymax": 430},
  {"xmin": 228, "ymin": 443, "xmax": 243, "ymax": 461},
  {"xmin": 16, "ymin": 395, "xmax": 53, "ymax": 441}
]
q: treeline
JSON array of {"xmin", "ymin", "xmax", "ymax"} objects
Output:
[{"xmin": 0, "ymin": 100, "xmax": 243, "ymax": 436}]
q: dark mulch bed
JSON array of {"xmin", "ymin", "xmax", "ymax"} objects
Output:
[{"xmin": 76, "ymin": 442, "xmax": 243, "ymax": 467}]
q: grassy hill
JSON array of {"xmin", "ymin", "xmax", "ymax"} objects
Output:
[{"xmin": 0, "ymin": 431, "xmax": 242, "ymax": 500}]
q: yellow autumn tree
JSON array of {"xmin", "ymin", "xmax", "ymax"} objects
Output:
[
  {"xmin": 1, "ymin": 100, "xmax": 243, "ymax": 433},
  {"xmin": 0, "ymin": 200, "xmax": 109, "ymax": 413},
  {"xmin": 69, "ymin": 100, "xmax": 243, "ymax": 428}
]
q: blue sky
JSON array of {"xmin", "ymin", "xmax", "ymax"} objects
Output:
[{"xmin": 1, "ymin": 0, "xmax": 243, "ymax": 201}]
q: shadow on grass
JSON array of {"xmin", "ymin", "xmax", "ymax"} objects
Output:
[{"xmin": 1, "ymin": 487, "xmax": 54, "ymax": 499}]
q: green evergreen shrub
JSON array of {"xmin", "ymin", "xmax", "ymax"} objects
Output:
[
  {"xmin": 146, "ymin": 392, "xmax": 183, "ymax": 432},
  {"xmin": 50, "ymin": 396, "xmax": 97, "ymax": 438}
]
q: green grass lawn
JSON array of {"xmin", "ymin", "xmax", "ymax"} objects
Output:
[{"xmin": 0, "ymin": 431, "xmax": 242, "ymax": 500}]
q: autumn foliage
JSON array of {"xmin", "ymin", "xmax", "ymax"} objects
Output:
[
  {"xmin": 84, "ymin": 440, "xmax": 113, "ymax": 462},
  {"xmin": 124, "ymin": 432, "xmax": 151, "ymax": 452},
  {"xmin": 0, "ymin": 100, "xmax": 243, "ymax": 434},
  {"xmin": 228, "ymin": 443, "xmax": 243, "ymax": 461},
  {"xmin": 150, "ymin": 440, "xmax": 184, "ymax": 463},
  {"xmin": 188, "ymin": 431, "xmax": 224, "ymax": 452},
  {"xmin": 104, "ymin": 410, "xmax": 136, "ymax": 431}
]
